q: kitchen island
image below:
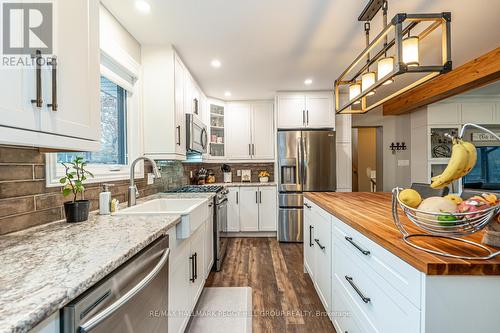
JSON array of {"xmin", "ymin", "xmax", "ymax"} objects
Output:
[{"xmin": 303, "ymin": 192, "xmax": 500, "ymax": 333}]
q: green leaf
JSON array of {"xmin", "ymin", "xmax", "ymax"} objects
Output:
[
  {"xmin": 62, "ymin": 188, "xmax": 72, "ymax": 197},
  {"xmin": 59, "ymin": 177, "xmax": 67, "ymax": 184}
]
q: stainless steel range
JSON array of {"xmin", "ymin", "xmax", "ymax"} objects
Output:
[{"xmin": 169, "ymin": 185, "xmax": 228, "ymax": 271}]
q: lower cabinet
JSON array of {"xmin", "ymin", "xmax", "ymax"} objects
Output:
[
  {"xmin": 168, "ymin": 210, "xmax": 213, "ymax": 333},
  {"xmin": 226, "ymin": 186, "xmax": 277, "ymax": 233},
  {"xmin": 303, "ymin": 199, "xmax": 332, "ymax": 314}
]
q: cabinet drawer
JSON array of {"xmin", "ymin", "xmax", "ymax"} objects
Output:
[
  {"xmin": 334, "ymin": 241, "xmax": 421, "ymax": 333},
  {"xmin": 332, "ymin": 217, "xmax": 422, "ymax": 308},
  {"xmin": 332, "ymin": 281, "xmax": 368, "ymax": 333}
]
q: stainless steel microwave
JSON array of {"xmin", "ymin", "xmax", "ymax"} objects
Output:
[{"xmin": 186, "ymin": 113, "xmax": 208, "ymax": 154}]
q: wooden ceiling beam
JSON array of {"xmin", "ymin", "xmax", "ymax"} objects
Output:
[{"xmin": 383, "ymin": 47, "xmax": 500, "ymax": 116}]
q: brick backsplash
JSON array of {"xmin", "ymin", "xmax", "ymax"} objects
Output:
[
  {"xmin": 0, "ymin": 146, "xmax": 185, "ymax": 235},
  {"xmin": 183, "ymin": 162, "xmax": 275, "ymax": 184}
]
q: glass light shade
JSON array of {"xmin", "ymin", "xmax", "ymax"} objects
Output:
[
  {"xmin": 377, "ymin": 56, "xmax": 394, "ymax": 85},
  {"xmin": 349, "ymin": 83, "xmax": 361, "ymax": 101},
  {"xmin": 402, "ymin": 36, "xmax": 420, "ymax": 66},
  {"xmin": 361, "ymin": 72, "xmax": 376, "ymax": 96}
]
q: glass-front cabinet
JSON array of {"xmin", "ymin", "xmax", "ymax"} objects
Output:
[{"xmin": 210, "ymin": 104, "xmax": 225, "ymax": 158}]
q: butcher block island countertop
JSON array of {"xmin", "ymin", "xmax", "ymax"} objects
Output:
[{"xmin": 304, "ymin": 192, "xmax": 500, "ymax": 275}]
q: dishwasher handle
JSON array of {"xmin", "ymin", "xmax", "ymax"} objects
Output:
[{"xmin": 79, "ymin": 248, "xmax": 170, "ymax": 333}]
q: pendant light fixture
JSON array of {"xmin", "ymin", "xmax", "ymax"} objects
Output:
[
  {"xmin": 377, "ymin": 1, "xmax": 394, "ymax": 85},
  {"xmin": 334, "ymin": 0, "xmax": 451, "ymax": 114},
  {"xmin": 361, "ymin": 22, "xmax": 376, "ymax": 96},
  {"xmin": 402, "ymin": 35, "xmax": 420, "ymax": 66}
]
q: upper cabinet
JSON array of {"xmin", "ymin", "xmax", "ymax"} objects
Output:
[
  {"xmin": 226, "ymin": 101, "xmax": 275, "ymax": 161},
  {"xmin": 0, "ymin": 0, "xmax": 100, "ymax": 151},
  {"xmin": 276, "ymin": 92, "xmax": 335, "ymax": 130}
]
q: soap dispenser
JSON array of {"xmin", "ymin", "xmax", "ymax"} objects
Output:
[{"xmin": 99, "ymin": 184, "xmax": 114, "ymax": 215}]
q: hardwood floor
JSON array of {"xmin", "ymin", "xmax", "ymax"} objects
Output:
[{"xmin": 206, "ymin": 238, "xmax": 336, "ymax": 333}]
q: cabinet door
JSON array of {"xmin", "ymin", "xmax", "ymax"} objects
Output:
[
  {"xmin": 306, "ymin": 93, "xmax": 334, "ymax": 129},
  {"xmin": 313, "ymin": 207, "xmax": 332, "ymax": 312},
  {"xmin": 252, "ymin": 102, "xmax": 275, "ymax": 160},
  {"xmin": 174, "ymin": 55, "xmax": 186, "ymax": 156},
  {"xmin": 227, "ymin": 103, "xmax": 252, "ymax": 159},
  {"xmin": 190, "ymin": 224, "xmax": 205, "ymax": 304},
  {"xmin": 462, "ymin": 102, "xmax": 496, "ymax": 124},
  {"xmin": 239, "ymin": 187, "xmax": 259, "ymax": 232},
  {"xmin": 41, "ymin": 0, "xmax": 100, "ymax": 141},
  {"xmin": 205, "ymin": 203, "xmax": 214, "ymax": 277},
  {"xmin": 277, "ymin": 95, "xmax": 305, "ymax": 129},
  {"xmin": 168, "ymin": 232, "xmax": 191, "ymax": 333},
  {"xmin": 303, "ymin": 201, "xmax": 315, "ymax": 279},
  {"xmin": 227, "ymin": 187, "xmax": 240, "ymax": 232},
  {"xmin": 258, "ymin": 187, "xmax": 277, "ymax": 231}
]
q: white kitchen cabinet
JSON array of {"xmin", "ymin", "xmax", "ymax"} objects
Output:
[
  {"xmin": 168, "ymin": 212, "xmax": 213, "ymax": 333},
  {"xmin": 226, "ymin": 101, "xmax": 275, "ymax": 161},
  {"xmin": 143, "ymin": 46, "xmax": 188, "ymax": 160},
  {"xmin": 305, "ymin": 93, "xmax": 334, "ymax": 128},
  {"xmin": 258, "ymin": 186, "xmax": 277, "ymax": 231},
  {"xmin": 227, "ymin": 187, "xmax": 240, "ymax": 232},
  {"xmin": 252, "ymin": 102, "xmax": 275, "ymax": 160},
  {"xmin": 461, "ymin": 102, "xmax": 496, "ymax": 124},
  {"xmin": 226, "ymin": 103, "xmax": 252, "ymax": 160},
  {"xmin": 277, "ymin": 92, "xmax": 335, "ymax": 129},
  {"xmin": 239, "ymin": 187, "xmax": 260, "ymax": 232},
  {"xmin": 0, "ymin": 0, "xmax": 100, "ymax": 151},
  {"xmin": 276, "ymin": 94, "xmax": 305, "ymax": 129},
  {"xmin": 204, "ymin": 202, "xmax": 214, "ymax": 277},
  {"xmin": 303, "ymin": 199, "xmax": 332, "ymax": 313}
]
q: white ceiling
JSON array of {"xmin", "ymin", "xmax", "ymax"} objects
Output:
[{"xmin": 102, "ymin": 0, "xmax": 500, "ymax": 101}]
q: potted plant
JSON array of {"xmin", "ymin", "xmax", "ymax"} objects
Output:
[
  {"xmin": 60, "ymin": 157, "xmax": 94, "ymax": 223},
  {"xmin": 258, "ymin": 171, "xmax": 270, "ymax": 183}
]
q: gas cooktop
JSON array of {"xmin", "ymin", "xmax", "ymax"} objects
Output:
[{"xmin": 169, "ymin": 185, "xmax": 224, "ymax": 193}]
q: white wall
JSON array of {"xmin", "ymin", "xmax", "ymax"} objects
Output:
[
  {"xmin": 352, "ymin": 107, "xmax": 412, "ymax": 191},
  {"xmin": 100, "ymin": 5, "xmax": 141, "ymax": 64}
]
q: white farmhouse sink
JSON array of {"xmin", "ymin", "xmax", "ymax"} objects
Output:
[{"xmin": 115, "ymin": 198, "xmax": 209, "ymax": 239}]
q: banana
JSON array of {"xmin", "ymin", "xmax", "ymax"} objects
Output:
[
  {"xmin": 430, "ymin": 140, "xmax": 470, "ymax": 188},
  {"xmin": 460, "ymin": 140, "xmax": 477, "ymax": 177}
]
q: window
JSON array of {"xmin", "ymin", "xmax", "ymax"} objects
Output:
[{"xmin": 58, "ymin": 77, "xmax": 128, "ymax": 165}]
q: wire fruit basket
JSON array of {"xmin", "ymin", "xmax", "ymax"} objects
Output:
[{"xmin": 391, "ymin": 124, "xmax": 500, "ymax": 260}]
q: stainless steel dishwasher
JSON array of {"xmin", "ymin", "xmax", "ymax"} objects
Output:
[{"xmin": 62, "ymin": 236, "xmax": 170, "ymax": 333}]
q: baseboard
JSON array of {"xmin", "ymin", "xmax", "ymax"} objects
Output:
[{"xmin": 224, "ymin": 231, "xmax": 277, "ymax": 238}]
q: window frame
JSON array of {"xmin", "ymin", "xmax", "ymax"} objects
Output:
[{"xmin": 46, "ymin": 47, "xmax": 144, "ymax": 187}]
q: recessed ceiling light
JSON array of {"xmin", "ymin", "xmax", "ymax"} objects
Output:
[
  {"xmin": 224, "ymin": 91, "xmax": 232, "ymax": 97},
  {"xmin": 304, "ymin": 78, "xmax": 313, "ymax": 85},
  {"xmin": 135, "ymin": 0, "xmax": 151, "ymax": 13},
  {"xmin": 211, "ymin": 59, "xmax": 221, "ymax": 68}
]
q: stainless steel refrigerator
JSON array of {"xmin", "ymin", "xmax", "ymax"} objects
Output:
[{"xmin": 278, "ymin": 130, "xmax": 336, "ymax": 242}]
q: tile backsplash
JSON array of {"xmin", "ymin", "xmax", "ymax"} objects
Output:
[
  {"xmin": 183, "ymin": 162, "xmax": 275, "ymax": 184},
  {"xmin": 0, "ymin": 146, "xmax": 184, "ymax": 235}
]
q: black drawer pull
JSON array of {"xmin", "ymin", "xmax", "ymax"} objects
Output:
[
  {"xmin": 314, "ymin": 238, "xmax": 325, "ymax": 250},
  {"xmin": 309, "ymin": 225, "xmax": 314, "ymax": 247},
  {"xmin": 345, "ymin": 236, "xmax": 370, "ymax": 256},
  {"xmin": 189, "ymin": 255, "xmax": 195, "ymax": 282},
  {"xmin": 304, "ymin": 203, "xmax": 312, "ymax": 209},
  {"xmin": 345, "ymin": 276, "xmax": 371, "ymax": 304}
]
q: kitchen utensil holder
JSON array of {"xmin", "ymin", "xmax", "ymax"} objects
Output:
[{"xmin": 391, "ymin": 123, "xmax": 500, "ymax": 260}]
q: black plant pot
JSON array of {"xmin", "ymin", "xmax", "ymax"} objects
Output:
[{"xmin": 64, "ymin": 200, "xmax": 91, "ymax": 223}]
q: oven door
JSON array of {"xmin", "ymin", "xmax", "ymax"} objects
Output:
[{"xmin": 186, "ymin": 114, "xmax": 208, "ymax": 154}]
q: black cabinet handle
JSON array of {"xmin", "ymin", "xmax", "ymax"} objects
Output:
[
  {"xmin": 302, "ymin": 110, "xmax": 305, "ymax": 126},
  {"xmin": 236, "ymin": 192, "xmax": 239, "ymax": 204},
  {"xmin": 304, "ymin": 203, "xmax": 312, "ymax": 209},
  {"xmin": 189, "ymin": 255, "xmax": 195, "ymax": 282},
  {"xmin": 314, "ymin": 238, "xmax": 325, "ymax": 250},
  {"xmin": 47, "ymin": 56, "xmax": 58, "ymax": 111},
  {"xmin": 177, "ymin": 125, "xmax": 181, "ymax": 146},
  {"xmin": 309, "ymin": 225, "xmax": 314, "ymax": 247},
  {"xmin": 194, "ymin": 252, "xmax": 198, "ymax": 280},
  {"xmin": 256, "ymin": 191, "xmax": 258, "ymax": 204},
  {"xmin": 306, "ymin": 110, "xmax": 309, "ymax": 126},
  {"xmin": 31, "ymin": 50, "xmax": 43, "ymax": 107},
  {"xmin": 345, "ymin": 237, "xmax": 371, "ymax": 256},
  {"xmin": 345, "ymin": 276, "xmax": 371, "ymax": 303},
  {"xmin": 259, "ymin": 191, "xmax": 262, "ymax": 204}
]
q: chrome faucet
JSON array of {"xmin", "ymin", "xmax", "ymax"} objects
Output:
[{"xmin": 128, "ymin": 157, "xmax": 162, "ymax": 207}]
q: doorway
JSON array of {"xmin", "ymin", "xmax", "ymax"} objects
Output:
[{"xmin": 352, "ymin": 127, "xmax": 383, "ymax": 192}]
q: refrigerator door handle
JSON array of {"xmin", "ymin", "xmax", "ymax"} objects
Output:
[
  {"xmin": 302, "ymin": 137, "xmax": 307, "ymax": 186},
  {"xmin": 296, "ymin": 138, "xmax": 302, "ymax": 186}
]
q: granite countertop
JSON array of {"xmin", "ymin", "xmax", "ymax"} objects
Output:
[
  {"xmin": 0, "ymin": 192, "xmax": 213, "ymax": 333},
  {"xmin": 207, "ymin": 182, "xmax": 277, "ymax": 187}
]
